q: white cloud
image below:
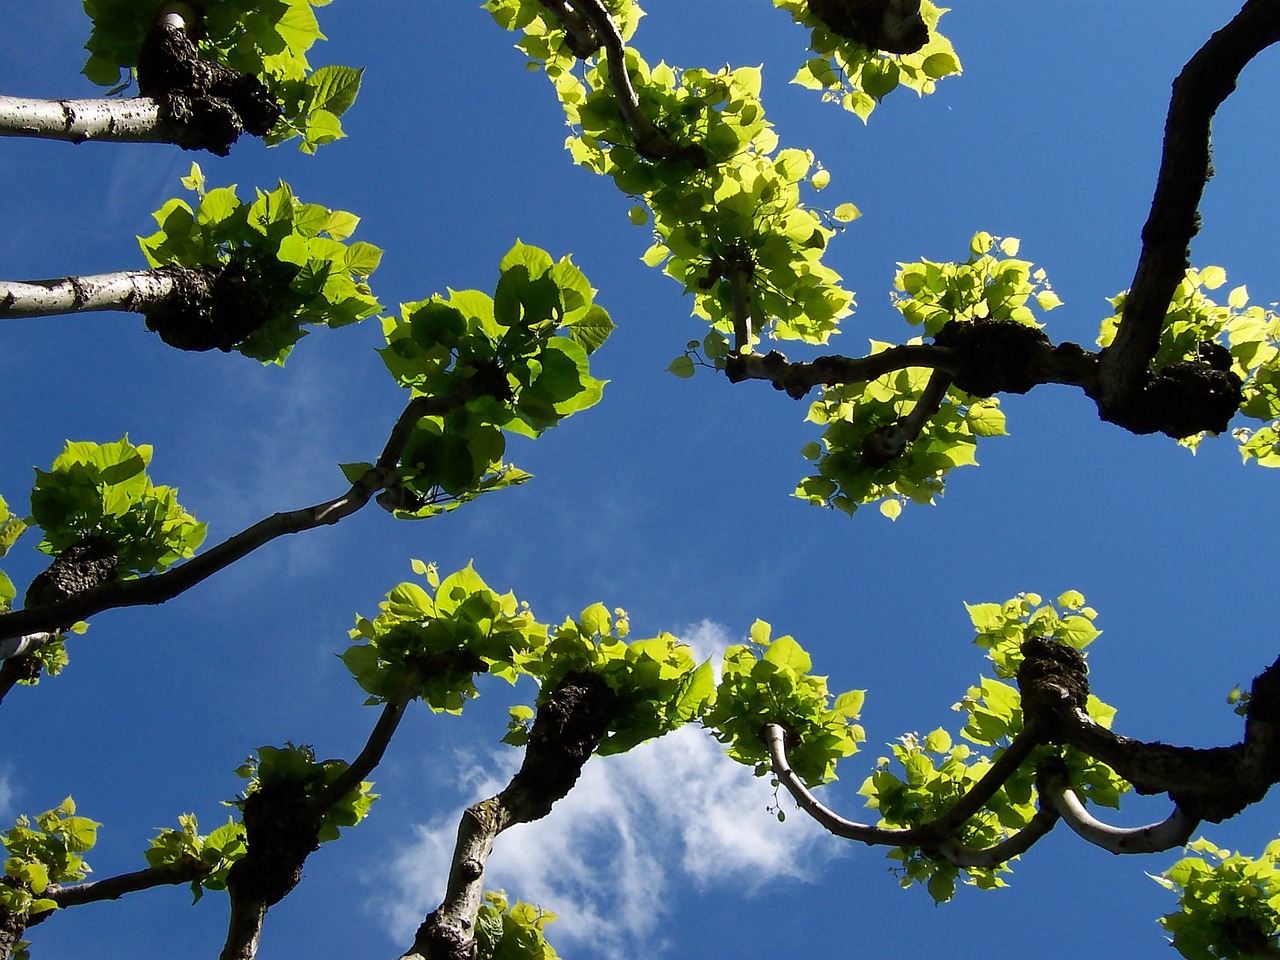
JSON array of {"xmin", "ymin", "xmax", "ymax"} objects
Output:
[
  {"xmin": 0, "ymin": 766, "xmax": 14, "ymax": 822},
  {"xmin": 370, "ymin": 721, "xmax": 849, "ymax": 960}
]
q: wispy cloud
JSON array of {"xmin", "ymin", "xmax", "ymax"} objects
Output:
[
  {"xmin": 370, "ymin": 689, "xmax": 848, "ymax": 959},
  {"xmin": 0, "ymin": 765, "xmax": 14, "ymax": 822}
]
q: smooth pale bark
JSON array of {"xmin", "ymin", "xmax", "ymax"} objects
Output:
[
  {"xmin": 0, "ymin": 96, "xmax": 171, "ymax": 145},
  {"xmin": 0, "ymin": 270, "xmax": 178, "ymax": 319}
]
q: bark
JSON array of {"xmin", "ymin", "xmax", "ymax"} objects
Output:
[
  {"xmin": 1099, "ymin": 0, "xmax": 1280, "ymax": 415},
  {"xmin": 806, "ymin": 0, "xmax": 929, "ymax": 54},
  {"xmin": 402, "ymin": 672, "xmax": 618, "ymax": 960},
  {"xmin": 726, "ymin": 318, "xmax": 1241, "ymax": 441},
  {"xmin": 0, "ymin": 268, "xmax": 184, "ymax": 320},
  {"xmin": 0, "ymin": 96, "xmax": 169, "ymax": 145}
]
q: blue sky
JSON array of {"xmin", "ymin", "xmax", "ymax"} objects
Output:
[{"xmin": 2, "ymin": 3, "xmax": 1280, "ymax": 958}]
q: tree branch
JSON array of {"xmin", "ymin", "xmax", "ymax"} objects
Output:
[
  {"xmin": 935, "ymin": 804, "xmax": 1059, "ymax": 869},
  {"xmin": 0, "ymin": 96, "xmax": 173, "ymax": 146},
  {"xmin": 1041, "ymin": 770, "xmax": 1199, "ymax": 855},
  {"xmin": 1099, "ymin": 0, "xmax": 1280, "ymax": 412},
  {"xmin": 0, "ymin": 389, "xmax": 482, "ymax": 646},
  {"xmin": 533, "ymin": 0, "xmax": 601, "ymax": 57},
  {"xmin": 1018, "ymin": 639, "xmax": 1280, "ymax": 823},
  {"xmin": 309, "ymin": 666, "xmax": 423, "ymax": 816},
  {"xmin": 43, "ymin": 858, "xmax": 211, "ymax": 912},
  {"xmin": 0, "ymin": 268, "xmax": 185, "ymax": 320},
  {"xmin": 402, "ymin": 672, "xmax": 618, "ymax": 960},
  {"xmin": 862, "ymin": 368, "xmax": 952, "ymax": 466},
  {"xmin": 563, "ymin": 0, "xmax": 705, "ymax": 166}
]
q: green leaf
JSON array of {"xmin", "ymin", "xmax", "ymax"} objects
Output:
[{"xmin": 668, "ymin": 356, "xmax": 696, "ymax": 378}]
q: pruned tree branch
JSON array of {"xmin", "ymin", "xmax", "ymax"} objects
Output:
[
  {"xmin": 0, "ymin": 96, "xmax": 170, "ymax": 145},
  {"xmin": 1099, "ymin": 0, "xmax": 1280, "ymax": 414},
  {"xmin": 0, "ymin": 267, "xmax": 190, "ymax": 320},
  {"xmin": 1040, "ymin": 760, "xmax": 1199, "ymax": 855},
  {"xmin": 1017, "ymin": 639, "xmax": 1280, "ymax": 824},
  {"xmin": 42, "ymin": 858, "xmax": 211, "ymax": 912},
  {"xmin": 560, "ymin": 0, "xmax": 706, "ymax": 166},
  {"xmin": 0, "ymin": 387, "xmax": 491, "ymax": 648},
  {"xmin": 402, "ymin": 671, "xmax": 618, "ymax": 960}
]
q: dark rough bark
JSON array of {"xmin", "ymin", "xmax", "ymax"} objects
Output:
[
  {"xmin": 1098, "ymin": 0, "xmax": 1280, "ymax": 412},
  {"xmin": 136, "ymin": 23, "xmax": 281, "ymax": 156},
  {"xmin": 143, "ymin": 263, "xmax": 274, "ymax": 352},
  {"xmin": 1018, "ymin": 639, "xmax": 1280, "ymax": 823},
  {"xmin": 225, "ymin": 779, "xmax": 321, "ymax": 909},
  {"xmin": 806, "ymin": 0, "xmax": 929, "ymax": 54},
  {"xmin": 500, "ymin": 670, "xmax": 619, "ymax": 819},
  {"xmin": 0, "ymin": 536, "xmax": 121, "ymax": 696},
  {"xmin": 1099, "ymin": 361, "xmax": 1243, "ymax": 439},
  {"xmin": 0, "ymin": 880, "xmax": 27, "ymax": 960},
  {"xmin": 934, "ymin": 319, "xmax": 1053, "ymax": 397},
  {"xmin": 24, "ymin": 536, "xmax": 119, "ymax": 610}
]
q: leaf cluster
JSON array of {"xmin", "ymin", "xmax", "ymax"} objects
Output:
[
  {"xmin": 893, "ymin": 233, "xmax": 1062, "ymax": 336},
  {"xmin": 1155, "ymin": 838, "xmax": 1280, "ymax": 960},
  {"xmin": 474, "ymin": 889, "xmax": 560, "ymax": 960},
  {"xmin": 140, "ymin": 164, "xmax": 383, "ymax": 363},
  {"xmin": 344, "ymin": 561, "xmax": 549, "ymax": 712},
  {"xmin": 704, "ymin": 619, "xmax": 864, "ymax": 786},
  {"xmin": 81, "ymin": 0, "xmax": 361, "ymax": 151},
  {"xmin": 29, "ymin": 437, "xmax": 205, "ymax": 578},
  {"xmin": 0, "ymin": 797, "xmax": 99, "ymax": 918},
  {"xmin": 233, "ymin": 743, "xmax": 376, "ymax": 843},
  {"xmin": 795, "ymin": 338, "xmax": 1005, "ymax": 518},
  {"xmin": 145, "ymin": 813, "xmax": 246, "ymax": 902},
  {"xmin": 369, "ymin": 242, "xmax": 610, "ymax": 517},
  {"xmin": 488, "ymin": 10, "xmax": 856, "ymax": 349},
  {"xmin": 1098, "ymin": 266, "xmax": 1280, "ymax": 465},
  {"xmin": 773, "ymin": 0, "xmax": 962, "ymax": 121}
]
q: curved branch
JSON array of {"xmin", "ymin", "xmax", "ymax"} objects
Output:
[
  {"xmin": 0, "ymin": 96, "xmax": 171, "ymax": 146},
  {"xmin": 935, "ymin": 805, "xmax": 1059, "ymax": 869},
  {"xmin": 1099, "ymin": 0, "xmax": 1280, "ymax": 410},
  {"xmin": 765, "ymin": 722, "xmax": 913, "ymax": 844},
  {"xmin": 564, "ymin": 0, "xmax": 705, "ymax": 165},
  {"xmin": 1043, "ymin": 776, "xmax": 1199, "ymax": 855}
]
